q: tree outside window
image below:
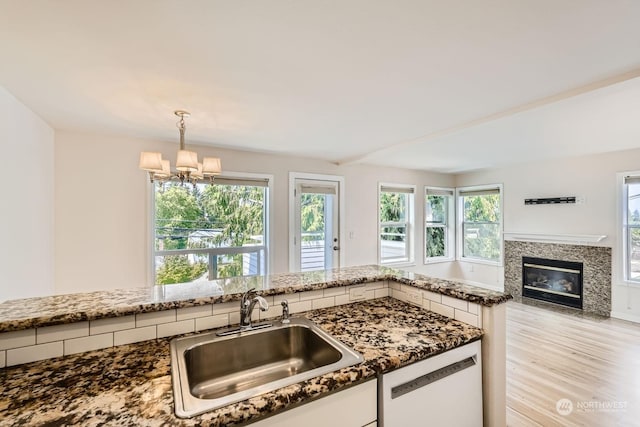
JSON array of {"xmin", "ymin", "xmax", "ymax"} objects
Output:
[
  {"xmin": 154, "ymin": 179, "xmax": 268, "ymax": 285},
  {"xmin": 459, "ymin": 187, "xmax": 502, "ymax": 263},
  {"xmin": 425, "ymin": 188, "xmax": 454, "ymax": 261},
  {"xmin": 379, "ymin": 185, "xmax": 414, "ymax": 264}
]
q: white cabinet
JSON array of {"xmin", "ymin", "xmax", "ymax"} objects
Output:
[
  {"xmin": 379, "ymin": 340, "xmax": 483, "ymax": 427},
  {"xmin": 251, "ymin": 379, "xmax": 377, "ymax": 427}
]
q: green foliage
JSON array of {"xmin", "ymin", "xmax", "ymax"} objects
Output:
[
  {"xmin": 201, "ymin": 184, "xmax": 264, "ymax": 247},
  {"xmin": 380, "ymin": 192, "xmax": 408, "ymax": 242},
  {"xmin": 463, "ymin": 194, "xmax": 500, "ymax": 261},
  {"xmin": 426, "ymin": 227, "xmax": 445, "ymax": 257},
  {"xmin": 425, "ymin": 195, "xmax": 447, "ymax": 258},
  {"xmin": 300, "ymin": 194, "xmax": 325, "ymax": 242},
  {"xmin": 154, "ymin": 182, "xmax": 266, "ymax": 284},
  {"xmin": 155, "ymin": 255, "xmax": 207, "ymax": 285},
  {"xmin": 155, "ymin": 186, "xmax": 204, "ymax": 250},
  {"xmin": 380, "ymin": 192, "xmax": 406, "ymax": 222}
]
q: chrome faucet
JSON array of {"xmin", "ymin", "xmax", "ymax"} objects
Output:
[
  {"xmin": 281, "ymin": 300, "xmax": 290, "ymax": 324},
  {"xmin": 240, "ymin": 289, "xmax": 269, "ymax": 329}
]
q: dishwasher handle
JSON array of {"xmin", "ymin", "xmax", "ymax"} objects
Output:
[{"xmin": 390, "ymin": 355, "xmax": 477, "ymax": 400}]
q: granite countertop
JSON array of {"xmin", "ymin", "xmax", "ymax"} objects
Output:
[
  {"xmin": 0, "ymin": 297, "xmax": 483, "ymax": 426},
  {"xmin": 0, "ymin": 265, "xmax": 511, "ymax": 332}
]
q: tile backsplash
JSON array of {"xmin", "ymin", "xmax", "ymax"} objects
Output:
[{"xmin": 0, "ymin": 281, "xmax": 390, "ymax": 367}]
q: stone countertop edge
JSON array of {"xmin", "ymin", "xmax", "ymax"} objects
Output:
[
  {"xmin": 0, "ymin": 298, "xmax": 484, "ymax": 427},
  {"xmin": 0, "ymin": 264, "xmax": 511, "ymax": 332}
]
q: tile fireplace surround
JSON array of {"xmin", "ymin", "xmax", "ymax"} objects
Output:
[{"xmin": 504, "ymin": 240, "xmax": 611, "ymax": 316}]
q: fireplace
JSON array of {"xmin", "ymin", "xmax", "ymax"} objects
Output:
[{"xmin": 522, "ymin": 256, "xmax": 583, "ymax": 309}]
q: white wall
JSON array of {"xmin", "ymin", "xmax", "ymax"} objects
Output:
[
  {"xmin": 54, "ymin": 131, "xmax": 454, "ymax": 294},
  {"xmin": 456, "ymin": 148, "xmax": 640, "ymax": 321},
  {"xmin": 0, "ymin": 87, "xmax": 55, "ymax": 301}
]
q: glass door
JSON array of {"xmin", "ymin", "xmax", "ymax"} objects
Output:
[{"xmin": 293, "ymin": 179, "xmax": 340, "ymax": 272}]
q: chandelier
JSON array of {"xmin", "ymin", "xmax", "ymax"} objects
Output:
[{"xmin": 139, "ymin": 110, "xmax": 222, "ymax": 185}]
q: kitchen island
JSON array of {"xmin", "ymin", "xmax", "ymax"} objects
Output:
[{"xmin": 0, "ymin": 298, "xmax": 482, "ymax": 426}]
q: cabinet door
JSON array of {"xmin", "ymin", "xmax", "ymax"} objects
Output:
[{"xmin": 251, "ymin": 380, "xmax": 377, "ymax": 427}]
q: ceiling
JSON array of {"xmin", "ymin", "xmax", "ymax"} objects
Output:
[{"xmin": 1, "ymin": 0, "xmax": 639, "ymax": 173}]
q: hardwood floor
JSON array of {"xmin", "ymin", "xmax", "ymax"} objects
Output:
[{"xmin": 506, "ymin": 300, "xmax": 640, "ymax": 427}]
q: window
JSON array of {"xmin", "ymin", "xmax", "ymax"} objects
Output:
[
  {"xmin": 153, "ymin": 176, "xmax": 270, "ymax": 285},
  {"xmin": 379, "ymin": 184, "xmax": 415, "ymax": 264},
  {"xmin": 457, "ymin": 185, "xmax": 502, "ymax": 264},
  {"xmin": 425, "ymin": 187, "xmax": 454, "ymax": 262},
  {"xmin": 623, "ymin": 175, "xmax": 640, "ymax": 282}
]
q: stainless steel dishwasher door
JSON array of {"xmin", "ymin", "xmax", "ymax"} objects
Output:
[{"xmin": 379, "ymin": 340, "xmax": 483, "ymax": 427}]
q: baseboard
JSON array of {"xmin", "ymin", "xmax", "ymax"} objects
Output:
[
  {"xmin": 451, "ymin": 277, "xmax": 504, "ymax": 292},
  {"xmin": 610, "ymin": 311, "xmax": 640, "ymax": 324}
]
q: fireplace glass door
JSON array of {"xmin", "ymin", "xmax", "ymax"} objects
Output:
[{"xmin": 522, "ymin": 257, "xmax": 583, "ymax": 309}]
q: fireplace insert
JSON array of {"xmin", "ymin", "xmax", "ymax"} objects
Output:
[{"xmin": 522, "ymin": 256, "xmax": 583, "ymax": 309}]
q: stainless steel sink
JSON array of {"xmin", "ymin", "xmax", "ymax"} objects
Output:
[{"xmin": 170, "ymin": 317, "xmax": 364, "ymax": 418}]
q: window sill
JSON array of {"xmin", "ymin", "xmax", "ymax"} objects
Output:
[
  {"xmin": 424, "ymin": 257, "xmax": 454, "ymax": 265},
  {"xmin": 380, "ymin": 261, "xmax": 416, "ymax": 268},
  {"xmin": 457, "ymin": 257, "xmax": 503, "ymax": 267}
]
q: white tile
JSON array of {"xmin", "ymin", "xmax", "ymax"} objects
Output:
[
  {"xmin": 195, "ymin": 314, "xmax": 229, "ymax": 332},
  {"xmin": 176, "ymin": 305, "xmax": 213, "ymax": 321},
  {"xmin": 468, "ymin": 302, "xmax": 480, "ymax": 315},
  {"xmin": 64, "ymin": 333, "xmax": 113, "ymax": 355},
  {"xmin": 323, "ymin": 287, "xmax": 346, "ymax": 297},
  {"xmin": 389, "ymin": 282, "xmax": 401, "ymax": 291},
  {"xmin": 375, "ymin": 288, "xmax": 389, "ymax": 298},
  {"xmin": 349, "ymin": 286, "xmax": 366, "ymax": 301},
  {"xmin": 90, "ymin": 316, "xmax": 135, "ymax": 335},
  {"xmin": 299, "ymin": 290, "xmax": 324, "ymax": 301},
  {"xmin": 157, "ymin": 319, "xmax": 195, "ymax": 338},
  {"xmin": 212, "ymin": 301, "xmax": 238, "ymax": 315},
  {"xmin": 442, "ymin": 295, "xmax": 468, "ymax": 311},
  {"xmin": 114, "ymin": 326, "xmax": 156, "ymax": 346},
  {"xmin": 0, "ymin": 329, "xmax": 36, "ymax": 350},
  {"xmin": 274, "ymin": 293, "xmax": 299, "ymax": 304},
  {"xmin": 454, "ymin": 309, "xmax": 479, "ymax": 327},
  {"xmin": 0, "ymin": 350, "xmax": 5, "ymax": 368},
  {"xmin": 229, "ymin": 312, "xmax": 241, "ymax": 325},
  {"xmin": 312, "ymin": 296, "xmax": 335, "ymax": 310},
  {"xmin": 259, "ymin": 304, "xmax": 283, "ymax": 321},
  {"xmin": 423, "ymin": 291, "xmax": 442, "ymax": 304},
  {"xmin": 364, "ymin": 289, "xmax": 376, "ymax": 300},
  {"xmin": 430, "ymin": 301, "xmax": 455, "ymax": 318},
  {"xmin": 335, "ymin": 294, "xmax": 351, "ymax": 306},
  {"xmin": 365, "ymin": 281, "xmax": 385, "ymax": 290},
  {"xmin": 37, "ymin": 322, "xmax": 89, "ymax": 344},
  {"xmin": 421, "ymin": 299, "xmax": 431, "ymax": 310},
  {"xmin": 391, "ymin": 288, "xmax": 408, "ymax": 302},
  {"xmin": 7, "ymin": 342, "xmax": 63, "ymax": 366},
  {"xmin": 289, "ymin": 300, "xmax": 312, "ymax": 314},
  {"xmin": 136, "ymin": 310, "xmax": 176, "ymax": 327}
]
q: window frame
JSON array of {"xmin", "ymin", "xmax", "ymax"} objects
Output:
[
  {"xmin": 378, "ymin": 183, "xmax": 416, "ymax": 266},
  {"xmin": 148, "ymin": 171, "xmax": 273, "ymax": 286},
  {"xmin": 620, "ymin": 172, "xmax": 640, "ymax": 285},
  {"xmin": 424, "ymin": 186, "xmax": 455, "ymax": 264},
  {"xmin": 456, "ymin": 184, "xmax": 503, "ymax": 266}
]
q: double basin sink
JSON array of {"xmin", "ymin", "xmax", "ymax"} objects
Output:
[{"xmin": 170, "ymin": 317, "xmax": 364, "ymax": 418}]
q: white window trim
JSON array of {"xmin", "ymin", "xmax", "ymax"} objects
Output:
[
  {"xmin": 456, "ymin": 183, "xmax": 504, "ymax": 266},
  {"xmin": 378, "ymin": 182, "xmax": 416, "ymax": 266},
  {"xmin": 424, "ymin": 186, "xmax": 455, "ymax": 264},
  {"xmin": 288, "ymin": 172, "xmax": 346, "ymax": 272},
  {"xmin": 148, "ymin": 170, "xmax": 274, "ymax": 286},
  {"xmin": 618, "ymin": 171, "xmax": 640, "ymax": 287}
]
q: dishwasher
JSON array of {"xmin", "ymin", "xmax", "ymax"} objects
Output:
[{"xmin": 379, "ymin": 340, "xmax": 482, "ymax": 427}]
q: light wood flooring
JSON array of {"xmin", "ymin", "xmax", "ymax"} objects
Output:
[{"xmin": 506, "ymin": 301, "xmax": 640, "ymax": 426}]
